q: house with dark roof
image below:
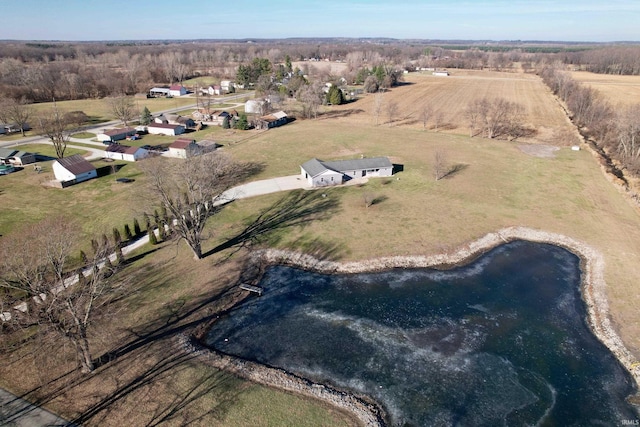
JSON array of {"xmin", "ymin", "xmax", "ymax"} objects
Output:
[
  {"xmin": 255, "ymin": 111, "xmax": 288, "ymax": 130},
  {"xmin": 104, "ymin": 144, "xmax": 148, "ymax": 162},
  {"xmin": 97, "ymin": 127, "xmax": 136, "ymax": 143},
  {"xmin": 300, "ymin": 157, "xmax": 393, "ymax": 187},
  {"xmin": 52, "ymin": 154, "xmax": 97, "ymax": 186},
  {"xmin": 0, "ymin": 148, "xmax": 36, "ymax": 166}
]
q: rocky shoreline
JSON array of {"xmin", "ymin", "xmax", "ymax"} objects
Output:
[{"xmin": 181, "ymin": 226, "xmax": 639, "ymax": 426}]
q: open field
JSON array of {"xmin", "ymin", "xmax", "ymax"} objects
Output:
[
  {"xmin": 3, "ymin": 70, "xmax": 640, "ymax": 425},
  {"xmin": 320, "ymin": 69, "xmax": 581, "ymax": 146},
  {"xmin": 570, "ymin": 71, "xmax": 640, "ymax": 108}
]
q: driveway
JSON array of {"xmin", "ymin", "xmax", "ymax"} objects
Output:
[
  {"xmin": 222, "ymin": 175, "xmax": 310, "ymax": 200},
  {"xmin": 0, "ymin": 387, "xmax": 75, "ymax": 426}
]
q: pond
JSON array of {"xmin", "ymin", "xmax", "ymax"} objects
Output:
[{"xmin": 206, "ymin": 241, "xmax": 638, "ymax": 426}]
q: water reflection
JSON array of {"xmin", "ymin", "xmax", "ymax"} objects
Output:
[{"xmin": 207, "ymin": 241, "xmax": 637, "ymax": 425}]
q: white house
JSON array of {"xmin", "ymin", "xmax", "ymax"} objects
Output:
[
  {"xmin": 147, "ymin": 123, "xmax": 185, "ymax": 136},
  {"xmin": 300, "ymin": 157, "xmax": 394, "ymax": 187},
  {"xmin": 245, "ymin": 98, "xmax": 268, "ymax": 114},
  {"xmin": 104, "ymin": 144, "xmax": 148, "ymax": 162},
  {"xmin": 432, "ymin": 71, "xmax": 450, "ymax": 76},
  {"xmin": 220, "ymin": 80, "xmax": 233, "ymax": 92},
  {"xmin": 169, "ymin": 85, "xmax": 187, "ymax": 96},
  {"xmin": 52, "ymin": 154, "xmax": 97, "ymax": 186},
  {"xmin": 168, "ymin": 138, "xmax": 200, "ymax": 159},
  {"xmin": 0, "ymin": 148, "xmax": 36, "ymax": 166}
]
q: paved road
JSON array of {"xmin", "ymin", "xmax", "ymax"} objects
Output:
[{"xmin": 0, "ymin": 387, "xmax": 74, "ymax": 426}]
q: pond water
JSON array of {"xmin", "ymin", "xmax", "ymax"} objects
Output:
[{"xmin": 206, "ymin": 241, "xmax": 638, "ymax": 426}]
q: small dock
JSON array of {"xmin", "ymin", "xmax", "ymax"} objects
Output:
[{"xmin": 240, "ymin": 284, "xmax": 263, "ymax": 296}]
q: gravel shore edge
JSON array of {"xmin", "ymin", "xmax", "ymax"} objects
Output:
[{"xmin": 178, "ymin": 226, "xmax": 640, "ymax": 426}]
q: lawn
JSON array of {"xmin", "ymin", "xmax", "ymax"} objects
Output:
[{"xmin": 3, "ymin": 70, "xmax": 640, "ymax": 426}]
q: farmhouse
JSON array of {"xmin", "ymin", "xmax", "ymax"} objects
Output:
[
  {"xmin": 168, "ymin": 138, "xmax": 200, "ymax": 159},
  {"xmin": 104, "ymin": 144, "xmax": 148, "ymax": 162},
  {"xmin": 52, "ymin": 154, "xmax": 97, "ymax": 186},
  {"xmin": 254, "ymin": 111, "xmax": 288, "ymax": 130},
  {"xmin": 169, "ymin": 85, "xmax": 187, "ymax": 97},
  {"xmin": 0, "ymin": 148, "xmax": 36, "ymax": 166},
  {"xmin": 97, "ymin": 127, "xmax": 136, "ymax": 143},
  {"xmin": 300, "ymin": 157, "xmax": 394, "ymax": 187},
  {"xmin": 147, "ymin": 123, "xmax": 185, "ymax": 136}
]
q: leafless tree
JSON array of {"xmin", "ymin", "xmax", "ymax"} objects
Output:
[
  {"xmin": 0, "ymin": 217, "xmax": 118, "ymax": 374},
  {"xmin": 34, "ymin": 105, "xmax": 74, "ymax": 158},
  {"xmin": 373, "ymin": 91, "xmax": 384, "ymax": 126},
  {"xmin": 0, "ymin": 97, "xmax": 32, "ymax": 136},
  {"xmin": 386, "ymin": 101, "xmax": 398, "ymax": 127},
  {"xmin": 464, "ymin": 97, "xmax": 524, "ymax": 140},
  {"xmin": 433, "ymin": 150, "xmax": 448, "ymax": 181},
  {"xmin": 616, "ymin": 104, "xmax": 640, "ymax": 165},
  {"xmin": 432, "ymin": 110, "xmax": 444, "ymax": 132},
  {"xmin": 419, "ymin": 105, "xmax": 431, "ymax": 131},
  {"xmin": 106, "ymin": 95, "xmax": 137, "ymax": 127},
  {"xmin": 138, "ymin": 153, "xmax": 249, "ymax": 260},
  {"xmin": 297, "ymin": 82, "xmax": 323, "ymax": 119}
]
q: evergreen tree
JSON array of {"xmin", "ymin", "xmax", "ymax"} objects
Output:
[
  {"xmin": 235, "ymin": 114, "xmax": 249, "ymax": 130},
  {"xmin": 143, "ymin": 213, "xmax": 151, "ymax": 231},
  {"xmin": 115, "ymin": 244, "xmax": 124, "ymax": 264},
  {"xmin": 112, "ymin": 228, "xmax": 122, "ymax": 246},
  {"xmin": 222, "ymin": 115, "xmax": 230, "ymax": 129},
  {"xmin": 124, "ymin": 224, "xmax": 133, "ymax": 240},
  {"xmin": 148, "ymin": 227, "xmax": 158, "ymax": 245},
  {"xmin": 140, "ymin": 106, "xmax": 152, "ymax": 125},
  {"xmin": 80, "ymin": 250, "xmax": 88, "ymax": 265},
  {"xmin": 133, "ymin": 218, "xmax": 141, "ymax": 235},
  {"xmin": 326, "ymin": 85, "xmax": 345, "ymax": 105}
]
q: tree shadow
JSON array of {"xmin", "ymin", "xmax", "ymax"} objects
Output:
[
  {"xmin": 71, "ymin": 350, "xmax": 241, "ymax": 426},
  {"xmin": 205, "ymin": 190, "xmax": 341, "ymax": 257},
  {"xmin": 442, "ymin": 163, "xmax": 469, "ymax": 179},
  {"xmin": 317, "ymin": 108, "xmax": 365, "ymax": 120}
]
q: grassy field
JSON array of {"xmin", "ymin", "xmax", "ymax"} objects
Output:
[
  {"xmin": 3, "ymin": 69, "xmax": 640, "ymax": 425},
  {"xmin": 570, "ymin": 71, "xmax": 640, "ymax": 108}
]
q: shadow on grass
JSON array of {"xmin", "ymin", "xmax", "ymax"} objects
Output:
[
  {"xmin": 71, "ymin": 350, "xmax": 241, "ymax": 426},
  {"xmin": 205, "ymin": 189, "xmax": 341, "ymax": 258},
  {"xmin": 441, "ymin": 163, "xmax": 469, "ymax": 180}
]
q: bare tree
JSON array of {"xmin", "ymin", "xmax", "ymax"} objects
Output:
[
  {"xmin": 373, "ymin": 91, "xmax": 384, "ymax": 126},
  {"xmin": 34, "ymin": 105, "xmax": 74, "ymax": 158},
  {"xmin": 433, "ymin": 150, "xmax": 448, "ymax": 181},
  {"xmin": 386, "ymin": 101, "xmax": 398, "ymax": 127},
  {"xmin": 0, "ymin": 217, "xmax": 117, "ymax": 374},
  {"xmin": 106, "ymin": 95, "xmax": 137, "ymax": 127},
  {"xmin": 419, "ymin": 105, "xmax": 431, "ymax": 131},
  {"xmin": 297, "ymin": 82, "xmax": 323, "ymax": 119},
  {"xmin": 0, "ymin": 97, "xmax": 32, "ymax": 136},
  {"xmin": 139, "ymin": 153, "xmax": 249, "ymax": 260},
  {"xmin": 432, "ymin": 110, "xmax": 444, "ymax": 132},
  {"xmin": 616, "ymin": 104, "xmax": 640, "ymax": 164},
  {"xmin": 464, "ymin": 97, "xmax": 524, "ymax": 140}
]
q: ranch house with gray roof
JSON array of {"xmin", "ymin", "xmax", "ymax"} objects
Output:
[{"xmin": 300, "ymin": 157, "xmax": 393, "ymax": 187}]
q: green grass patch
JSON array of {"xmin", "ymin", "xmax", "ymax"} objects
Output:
[{"xmin": 71, "ymin": 132, "xmax": 96, "ymax": 139}]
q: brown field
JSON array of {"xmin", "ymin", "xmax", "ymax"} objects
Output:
[
  {"xmin": 570, "ymin": 71, "xmax": 640, "ymax": 108},
  {"xmin": 322, "ymin": 69, "xmax": 580, "ymax": 146}
]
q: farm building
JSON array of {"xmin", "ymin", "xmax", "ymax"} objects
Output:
[
  {"xmin": 0, "ymin": 148, "xmax": 36, "ymax": 166},
  {"xmin": 104, "ymin": 144, "xmax": 148, "ymax": 162},
  {"xmin": 300, "ymin": 157, "xmax": 394, "ymax": 187},
  {"xmin": 147, "ymin": 123, "xmax": 185, "ymax": 136},
  {"xmin": 169, "ymin": 85, "xmax": 187, "ymax": 97},
  {"xmin": 432, "ymin": 71, "xmax": 450, "ymax": 76},
  {"xmin": 52, "ymin": 154, "xmax": 97, "ymax": 186},
  {"xmin": 254, "ymin": 111, "xmax": 288, "ymax": 130},
  {"xmin": 245, "ymin": 99, "xmax": 269, "ymax": 114},
  {"xmin": 97, "ymin": 127, "xmax": 136, "ymax": 143},
  {"xmin": 149, "ymin": 87, "xmax": 170, "ymax": 97},
  {"xmin": 220, "ymin": 80, "xmax": 234, "ymax": 92},
  {"xmin": 168, "ymin": 138, "xmax": 200, "ymax": 159}
]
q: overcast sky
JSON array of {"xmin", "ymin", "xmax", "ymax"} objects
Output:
[{"xmin": 1, "ymin": 0, "xmax": 638, "ymax": 42}]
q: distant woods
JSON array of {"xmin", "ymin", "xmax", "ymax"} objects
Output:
[{"xmin": 1, "ymin": 40, "xmax": 640, "ymax": 104}]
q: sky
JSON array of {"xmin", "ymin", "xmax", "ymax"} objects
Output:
[{"xmin": 1, "ymin": 0, "xmax": 639, "ymax": 43}]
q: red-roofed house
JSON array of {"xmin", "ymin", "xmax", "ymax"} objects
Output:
[
  {"xmin": 104, "ymin": 144, "xmax": 148, "ymax": 162},
  {"xmin": 52, "ymin": 154, "xmax": 97, "ymax": 186},
  {"xmin": 169, "ymin": 85, "xmax": 187, "ymax": 97}
]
